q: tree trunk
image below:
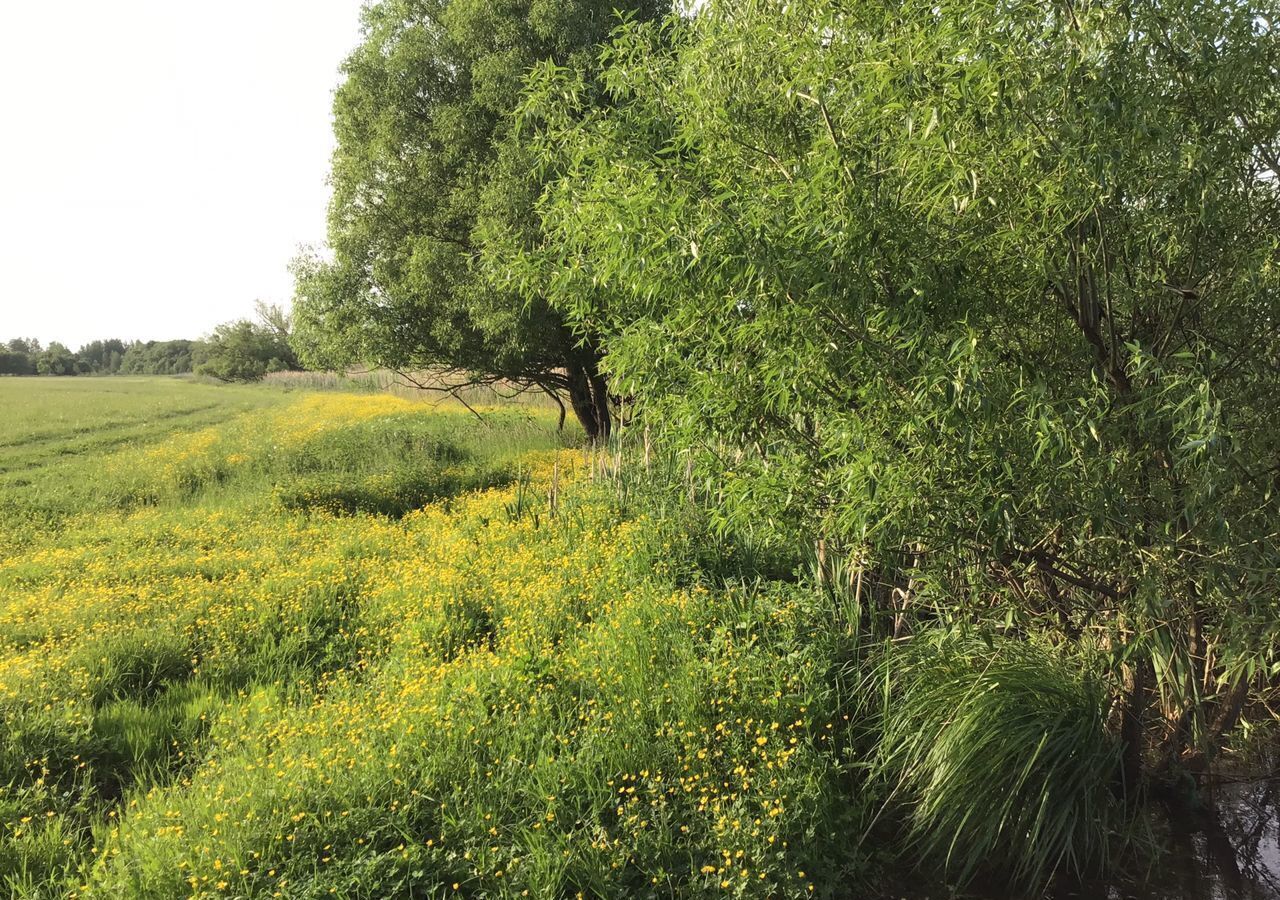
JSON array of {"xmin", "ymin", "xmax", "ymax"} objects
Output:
[
  {"xmin": 1109, "ymin": 657, "xmax": 1151, "ymax": 799},
  {"xmin": 1180, "ymin": 677, "xmax": 1251, "ymax": 771},
  {"xmin": 566, "ymin": 350, "xmax": 611, "ymax": 443},
  {"xmin": 589, "ymin": 370, "xmax": 612, "ymax": 442}
]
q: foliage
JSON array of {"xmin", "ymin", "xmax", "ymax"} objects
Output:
[
  {"xmin": 34, "ymin": 343, "xmax": 76, "ymax": 376},
  {"xmin": 118, "ymin": 339, "xmax": 205, "ymax": 376},
  {"xmin": 516, "ymin": 0, "xmax": 1280, "ymax": 775},
  {"xmin": 0, "ymin": 351, "xmax": 35, "ymax": 376},
  {"xmin": 0, "ymin": 341, "xmax": 41, "ymax": 376},
  {"xmin": 75, "ymin": 340, "xmax": 128, "ymax": 375},
  {"xmin": 292, "ymin": 0, "xmax": 669, "ymax": 440},
  {"xmin": 5, "ymin": 339, "xmax": 41, "ymax": 355},
  {"xmin": 253, "ymin": 300, "xmax": 291, "ymax": 339},
  {"xmin": 0, "ymin": 338, "xmax": 205, "ymax": 377},
  {"xmin": 195, "ymin": 320, "xmax": 300, "ymax": 382}
]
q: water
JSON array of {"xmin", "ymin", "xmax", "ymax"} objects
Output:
[
  {"xmin": 896, "ymin": 772, "xmax": 1280, "ymax": 900},
  {"xmin": 1076, "ymin": 774, "xmax": 1280, "ymax": 900},
  {"xmin": 1147, "ymin": 776, "xmax": 1280, "ymax": 900}
]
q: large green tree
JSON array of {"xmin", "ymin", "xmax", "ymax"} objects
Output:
[
  {"xmin": 0, "ymin": 350, "xmax": 34, "ymax": 376},
  {"xmin": 293, "ymin": 0, "xmax": 667, "ymax": 440},
  {"xmin": 518, "ymin": 0, "xmax": 1280, "ymax": 779}
]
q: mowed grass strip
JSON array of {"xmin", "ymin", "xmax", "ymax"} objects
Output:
[
  {"xmin": 0, "ymin": 378, "xmax": 283, "ymax": 459},
  {"xmin": 0, "ymin": 379, "xmax": 291, "ymax": 536}
]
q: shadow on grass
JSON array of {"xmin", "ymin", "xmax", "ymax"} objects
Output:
[{"xmin": 274, "ymin": 467, "xmax": 514, "ymax": 518}]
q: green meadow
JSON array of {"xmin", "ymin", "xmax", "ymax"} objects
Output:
[
  {"xmin": 0, "ymin": 379, "xmax": 852, "ymax": 899},
  {"xmin": 0, "ymin": 378, "xmax": 1161, "ymax": 898}
]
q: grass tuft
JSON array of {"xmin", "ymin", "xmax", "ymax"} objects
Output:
[{"xmin": 869, "ymin": 636, "xmax": 1126, "ymax": 893}]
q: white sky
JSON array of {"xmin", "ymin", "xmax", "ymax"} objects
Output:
[{"xmin": 0, "ymin": 0, "xmax": 365, "ymax": 349}]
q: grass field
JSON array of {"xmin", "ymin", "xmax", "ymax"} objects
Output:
[
  {"xmin": 0, "ymin": 379, "xmax": 283, "ymax": 472},
  {"xmin": 0, "ymin": 378, "xmax": 865, "ymax": 899},
  {"xmin": 0, "ymin": 378, "xmax": 1126, "ymax": 898},
  {"xmin": 0, "ymin": 379, "xmax": 290, "ymax": 541}
]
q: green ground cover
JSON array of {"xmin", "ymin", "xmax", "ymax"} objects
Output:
[{"xmin": 0, "ymin": 379, "xmax": 1127, "ymax": 899}]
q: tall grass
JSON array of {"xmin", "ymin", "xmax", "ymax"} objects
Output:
[
  {"xmin": 867, "ymin": 636, "xmax": 1126, "ymax": 893},
  {"xmin": 1, "ymin": 387, "xmax": 872, "ymax": 898}
]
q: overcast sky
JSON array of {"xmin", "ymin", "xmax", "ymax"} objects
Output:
[{"xmin": 0, "ymin": 0, "xmax": 365, "ymax": 349}]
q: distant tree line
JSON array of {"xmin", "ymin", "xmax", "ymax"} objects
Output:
[
  {"xmin": 0, "ymin": 338, "xmax": 182, "ymax": 377},
  {"xmin": 1, "ymin": 305, "xmax": 301, "ymax": 381}
]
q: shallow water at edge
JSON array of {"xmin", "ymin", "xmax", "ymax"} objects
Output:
[{"xmin": 1067, "ymin": 774, "xmax": 1280, "ymax": 900}]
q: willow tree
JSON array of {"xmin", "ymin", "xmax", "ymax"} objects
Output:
[
  {"xmin": 518, "ymin": 0, "xmax": 1280, "ymax": 778},
  {"xmin": 293, "ymin": 0, "xmax": 666, "ymax": 440}
]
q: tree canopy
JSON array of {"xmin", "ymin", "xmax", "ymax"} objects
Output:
[
  {"xmin": 292, "ymin": 0, "xmax": 668, "ymax": 440},
  {"xmin": 119, "ymin": 339, "xmax": 205, "ymax": 376},
  {"xmin": 511, "ymin": 0, "xmax": 1280, "ymax": 776},
  {"xmin": 34, "ymin": 342, "xmax": 77, "ymax": 376}
]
